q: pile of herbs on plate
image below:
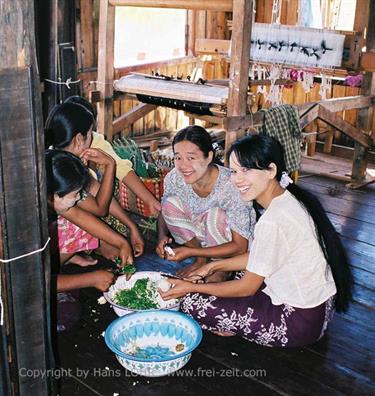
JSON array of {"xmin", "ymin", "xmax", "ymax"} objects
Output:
[{"xmin": 114, "ymin": 278, "xmax": 159, "ymax": 310}]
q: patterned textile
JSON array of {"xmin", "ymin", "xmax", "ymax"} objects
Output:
[
  {"xmin": 57, "ymin": 216, "xmax": 99, "ymax": 254},
  {"xmin": 181, "ymin": 286, "xmax": 335, "ymax": 347},
  {"xmin": 162, "ymin": 196, "xmax": 232, "ymax": 247},
  {"xmin": 261, "ymin": 104, "xmax": 302, "ymax": 172},
  {"xmin": 162, "ymin": 166, "xmax": 256, "ymax": 242}
]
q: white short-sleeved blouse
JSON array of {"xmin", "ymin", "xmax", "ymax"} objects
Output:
[{"xmin": 247, "ymin": 190, "xmax": 337, "ymax": 308}]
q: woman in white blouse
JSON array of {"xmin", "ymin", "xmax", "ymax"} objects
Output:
[{"xmin": 160, "ymin": 134, "xmax": 353, "ymax": 347}]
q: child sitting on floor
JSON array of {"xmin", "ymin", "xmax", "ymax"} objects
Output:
[
  {"xmin": 45, "ymin": 101, "xmax": 145, "ymax": 263},
  {"xmin": 46, "ymin": 149, "xmax": 134, "ymax": 330}
]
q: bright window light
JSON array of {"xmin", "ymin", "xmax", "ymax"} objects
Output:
[{"xmin": 114, "ymin": 7, "xmax": 187, "ymax": 68}]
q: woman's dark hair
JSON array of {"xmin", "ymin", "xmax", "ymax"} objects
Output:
[
  {"xmin": 45, "ymin": 149, "xmax": 89, "ymax": 197},
  {"xmin": 227, "ymin": 134, "xmax": 353, "ymax": 312},
  {"xmin": 64, "ymin": 95, "xmax": 97, "ymax": 120},
  {"xmin": 45, "ymin": 101, "xmax": 95, "ymax": 149},
  {"xmin": 172, "ymin": 125, "xmax": 216, "ymax": 164}
]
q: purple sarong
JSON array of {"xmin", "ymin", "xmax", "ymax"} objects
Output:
[{"xmin": 181, "ymin": 287, "xmax": 335, "ymax": 347}]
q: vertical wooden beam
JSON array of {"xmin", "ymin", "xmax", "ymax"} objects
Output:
[
  {"xmin": 225, "ymin": 0, "xmax": 253, "ymax": 153},
  {"xmin": 97, "ymin": 0, "xmax": 115, "ymax": 140},
  {"xmin": 187, "ymin": 10, "xmax": 197, "ymax": 55},
  {"xmin": 351, "ymin": 0, "xmax": 375, "ymax": 180},
  {"xmin": 79, "ymin": 0, "xmax": 95, "ymax": 69},
  {"xmin": 196, "ymin": 10, "xmax": 207, "ymax": 39},
  {"xmin": 0, "ymin": 0, "xmax": 54, "ymax": 394}
]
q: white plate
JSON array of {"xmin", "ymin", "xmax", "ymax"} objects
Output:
[{"xmin": 103, "ymin": 271, "xmax": 180, "ymax": 316}]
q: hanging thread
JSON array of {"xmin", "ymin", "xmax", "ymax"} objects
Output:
[{"xmin": 45, "ymin": 77, "xmax": 81, "ymax": 89}]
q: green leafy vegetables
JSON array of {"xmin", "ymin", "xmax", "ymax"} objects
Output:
[
  {"xmin": 114, "ymin": 256, "xmax": 136, "ymax": 274},
  {"xmin": 114, "ymin": 278, "xmax": 158, "ymax": 309}
]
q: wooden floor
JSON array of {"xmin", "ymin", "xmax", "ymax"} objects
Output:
[{"xmin": 57, "ymin": 169, "xmax": 375, "ymax": 396}]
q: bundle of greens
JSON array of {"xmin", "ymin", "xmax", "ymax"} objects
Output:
[
  {"xmin": 112, "ymin": 137, "xmax": 161, "ymax": 179},
  {"xmin": 114, "ymin": 256, "xmax": 136, "ymax": 274},
  {"xmin": 114, "ymin": 278, "xmax": 159, "ymax": 310}
]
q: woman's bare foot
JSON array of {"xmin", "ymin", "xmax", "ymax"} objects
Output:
[
  {"xmin": 95, "ymin": 241, "xmax": 119, "ymax": 262},
  {"xmin": 65, "ymin": 254, "xmax": 98, "ymax": 267},
  {"xmin": 211, "ymin": 330, "xmax": 236, "ymax": 337},
  {"xmin": 177, "ymin": 257, "xmax": 207, "ymax": 278},
  {"xmin": 204, "ymin": 271, "xmax": 230, "ymax": 283}
]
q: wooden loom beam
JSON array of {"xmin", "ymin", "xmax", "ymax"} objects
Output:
[
  {"xmin": 97, "ymin": 0, "xmax": 115, "ymax": 140},
  {"xmin": 108, "ymin": 0, "xmax": 233, "ymax": 11},
  {"xmin": 317, "ymin": 106, "xmax": 371, "ymax": 149},
  {"xmin": 113, "ymin": 103, "xmax": 157, "ymax": 134},
  {"xmin": 350, "ymin": 0, "xmax": 375, "ymax": 185},
  {"xmin": 225, "ymin": 0, "xmax": 253, "ymax": 154},
  {"xmin": 224, "ymin": 96, "xmax": 373, "ymax": 148}
]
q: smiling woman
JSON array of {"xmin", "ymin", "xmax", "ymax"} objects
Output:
[{"xmin": 155, "ymin": 126, "xmax": 256, "ymax": 279}]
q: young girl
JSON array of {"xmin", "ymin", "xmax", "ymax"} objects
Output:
[
  {"xmin": 160, "ymin": 134, "xmax": 353, "ymax": 347},
  {"xmin": 46, "ymin": 149, "xmax": 134, "ymax": 273},
  {"xmin": 45, "ymin": 102, "xmax": 144, "ymax": 261},
  {"xmin": 46, "ymin": 149, "xmax": 133, "ymax": 331},
  {"xmin": 64, "ymin": 95, "xmax": 161, "ymax": 217},
  {"xmin": 156, "ymin": 126, "xmax": 256, "ymax": 279}
]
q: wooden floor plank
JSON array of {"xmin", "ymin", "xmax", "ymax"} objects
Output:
[
  {"xmin": 198, "ymin": 332, "xmax": 374, "ymax": 396},
  {"xmin": 342, "ymin": 237, "xmax": 375, "ymax": 265},
  {"xmin": 308, "ymin": 316, "xmax": 375, "ymax": 380},
  {"xmin": 351, "ymin": 266, "xmax": 375, "ymax": 291},
  {"xmin": 298, "ymin": 182, "xmax": 375, "ymax": 225},
  {"xmin": 339, "ymin": 301, "xmax": 375, "ymax": 329},
  {"xmin": 347, "ymin": 248, "xmax": 375, "ymax": 274},
  {"xmin": 328, "ymin": 213, "xmax": 375, "ymax": 246},
  {"xmin": 298, "ymin": 176, "xmax": 375, "ymax": 208},
  {"xmin": 351, "ymin": 284, "xmax": 375, "ymax": 310}
]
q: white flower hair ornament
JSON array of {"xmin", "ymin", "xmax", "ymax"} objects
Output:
[{"xmin": 279, "ymin": 171, "xmax": 293, "ymax": 188}]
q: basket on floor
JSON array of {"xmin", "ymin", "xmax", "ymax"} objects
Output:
[{"xmin": 118, "ymin": 170, "xmax": 168, "ymax": 217}]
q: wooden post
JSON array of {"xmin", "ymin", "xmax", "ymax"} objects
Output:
[
  {"xmin": 225, "ymin": 0, "xmax": 253, "ymax": 154},
  {"xmin": 79, "ymin": 0, "xmax": 95, "ymax": 69},
  {"xmin": 351, "ymin": 0, "xmax": 375, "ymax": 181},
  {"xmin": 97, "ymin": 0, "xmax": 115, "ymax": 140},
  {"xmin": 109, "ymin": 0, "xmax": 233, "ymax": 11},
  {"xmin": 0, "ymin": 1, "xmax": 54, "ymax": 394},
  {"xmin": 187, "ymin": 10, "xmax": 197, "ymax": 55}
]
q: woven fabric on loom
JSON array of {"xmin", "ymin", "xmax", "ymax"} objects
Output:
[{"xmin": 261, "ymin": 105, "xmax": 302, "ymax": 172}]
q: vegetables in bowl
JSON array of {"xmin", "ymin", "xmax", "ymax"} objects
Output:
[{"xmin": 104, "ymin": 271, "xmax": 179, "ymax": 316}]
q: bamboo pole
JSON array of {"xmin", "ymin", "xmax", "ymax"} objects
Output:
[{"xmin": 109, "ymin": 0, "xmax": 233, "ymax": 11}]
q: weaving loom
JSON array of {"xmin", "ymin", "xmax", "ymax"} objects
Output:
[
  {"xmin": 248, "ymin": 23, "xmax": 345, "ymax": 68},
  {"xmin": 114, "ymin": 73, "xmax": 229, "ymax": 115}
]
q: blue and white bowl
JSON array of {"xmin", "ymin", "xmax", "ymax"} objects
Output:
[{"xmin": 105, "ymin": 310, "xmax": 203, "ymax": 377}]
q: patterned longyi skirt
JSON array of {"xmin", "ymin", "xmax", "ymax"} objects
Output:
[{"xmin": 181, "ymin": 288, "xmax": 335, "ymax": 347}]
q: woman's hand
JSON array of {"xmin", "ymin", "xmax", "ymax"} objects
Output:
[
  {"xmin": 156, "ymin": 236, "xmax": 173, "ymax": 259},
  {"xmin": 159, "ymin": 279, "xmax": 194, "ymax": 300},
  {"xmin": 89, "ymin": 270, "xmax": 115, "ymax": 292},
  {"xmin": 165, "ymin": 246, "xmax": 193, "ymax": 262},
  {"xmin": 130, "ymin": 227, "xmax": 144, "ymax": 257},
  {"xmin": 118, "ymin": 241, "xmax": 134, "ymax": 266},
  {"xmin": 185, "ymin": 262, "xmax": 214, "ymax": 283},
  {"xmin": 81, "ymin": 148, "xmax": 114, "ymax": 167},
  {"xmin": 149, "ymin": 200, "xmax": 162, "ymax": 217}
]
